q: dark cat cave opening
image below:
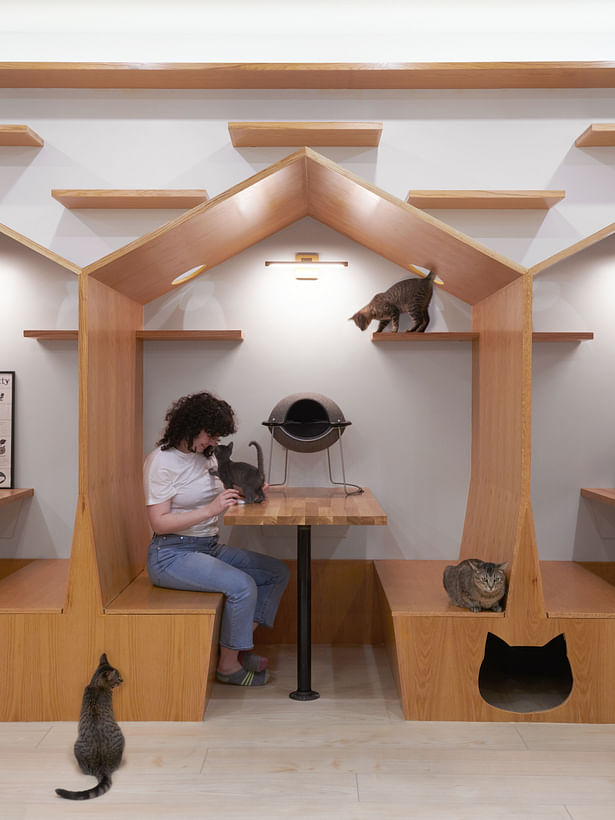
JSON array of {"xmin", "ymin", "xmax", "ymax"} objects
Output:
[{"xmin": 478, "ymin": 633, "xmax": 573, "ymax": 713}]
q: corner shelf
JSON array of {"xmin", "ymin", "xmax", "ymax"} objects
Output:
[
  {"xmin": 581, "ymin": 488, "xmax": 615, "ymax": 508},
  {"xmin": 575, "ymin": 124, "xmax": 615, "ymax": 147},
  {"xmin": 51, "ymin": 189, "xmax": 209, "ymax": 209},
  {"xmin": 406, "ymin": 190, "xmax": 566, "ymax": 209},
  {"xmin": 0, "ymin": 489, "xmax": 34, "ymax": 508},
  {"xmin": 228, "ymin": 121, "xmax": 382, "ymax": 147},
  {"xmin": 0, "ymin": 125, "xmax": 43, "ymax": 146}
]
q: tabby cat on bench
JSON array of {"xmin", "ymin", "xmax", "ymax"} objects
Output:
[{"xmin": 443, "ymin": 558, "xmax": 507, "ymax": 612}]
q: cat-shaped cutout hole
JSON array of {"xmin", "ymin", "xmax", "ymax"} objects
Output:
[{"xmin": 478, "ymin": 633, "xmax": 573, "ymax": 713}]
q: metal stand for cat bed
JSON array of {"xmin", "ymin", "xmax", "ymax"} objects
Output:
[{"xmin": 263, "ymin": 421, "xmax": 363, "ymax": 496}]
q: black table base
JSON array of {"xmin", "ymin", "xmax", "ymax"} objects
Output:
[{"xmin": 289, "ymin": 524, "xmax": 320, "ymax": 701}]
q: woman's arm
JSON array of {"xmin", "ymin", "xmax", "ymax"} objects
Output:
[{"xmin": 147, "ymin": 488, "xmax": 240, "ymax": 534}]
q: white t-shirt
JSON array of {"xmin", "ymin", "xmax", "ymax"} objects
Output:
[{"xmin": 143, "ymin": 446, "xmax": 224, "ymax": 537}]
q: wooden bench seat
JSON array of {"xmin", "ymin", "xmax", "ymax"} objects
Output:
[
  {"xmin": 0, "ymin": 559, "xmax": 69, "ymax": 613},
  {"xmin": 541, "ymin": 561, "xmax": 615, "ymax": 618},
  {"xmin": 374, "ymin": 559, "xmax": 505, "ymax": 617},
  {"xmin": 105, "ymin": 569, "xmax": 223, "ymax": 614}
]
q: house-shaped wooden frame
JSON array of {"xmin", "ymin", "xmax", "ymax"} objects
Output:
[{"xmin": 2, "ymin": 145, "xmax": 615, "ymax": 722}]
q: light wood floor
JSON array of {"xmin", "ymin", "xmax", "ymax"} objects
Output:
[{"xmin": 2, "ymin": 645, "xmax": 615, "ymax": 819}]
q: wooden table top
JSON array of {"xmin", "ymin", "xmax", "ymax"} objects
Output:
[{"xmin": 223, "ymin": 487, "xmax": 387, "ymax": 527}]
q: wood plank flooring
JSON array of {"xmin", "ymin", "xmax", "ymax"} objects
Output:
[{"xmin": 1, "ymin": 645, "xmax": 614, "ymax": 818}]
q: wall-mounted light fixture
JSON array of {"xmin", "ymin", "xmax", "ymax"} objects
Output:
[
  {"xmin": 264, "ymin": 252, "xmax": 348, "ymax": 280},
  {"xmin": 171, "ymin": 264, "xmax": 207, "ymax": 286}
]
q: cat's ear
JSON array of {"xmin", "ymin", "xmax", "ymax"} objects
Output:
[
  {"xmin": 467, "ymin": 559, "xmax": 483, "ymax": 570},
  {"xmin": 99, "ymin": 653, "xmax": 108, "ymax": 665},
  {"xmin": 497, "ymin": 562, "xmax": 509, "ymax": 571}
]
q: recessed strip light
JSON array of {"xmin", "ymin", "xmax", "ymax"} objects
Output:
[{"xmin": 171, "ymin": 264, "xmax": 207, "ymax": 286}]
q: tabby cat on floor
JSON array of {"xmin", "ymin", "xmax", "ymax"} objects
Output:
[
  {"xmin": 350, "ymin": 271, "xmax": 435, "ymax": 333},
  {"xmin": 55, "ymin": 653, "xmax": 125, "ymax": 800},
  {"xmin": 443, "ymin": 558, "xmax": 507, "ymax": 612}
]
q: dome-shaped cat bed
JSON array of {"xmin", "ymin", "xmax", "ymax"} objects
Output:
[
  {"xmin": 262, "ymin": 393, "xmax": 361, "ymax": 494},
  {"xmin": 265, "ymin": 392, "xmax": 349, "ymax": 454}
]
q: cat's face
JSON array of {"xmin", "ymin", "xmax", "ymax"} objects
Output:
[
  {"xmin": 471, "ymin": 561, "xmax": 507, "ymax": 592},
  {"xmin": 349, "ymin": 309, "xmax": 371, "ymax": 331},
  {"xmin": 95, "ymin": 653, "xmax": 123, "ymax": 688},
  {"xmin": 214, "ymin": 443, "xmax": 233, "ymax": 462}
]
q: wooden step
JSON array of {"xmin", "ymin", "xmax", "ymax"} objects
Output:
[
  {"xmin": 541, "ymin": 561, "xmax": 615, "ymax": 617},
  {"xmin": 372, "ymin": 332, "xmax": 478, "ymax": 342},
  {"xmin": 51, "ymin": 189, "xmax": 209, "ymax": 209},
  {"xmin": 229, "ymin": 121, "xmax": 382, "ymax": 147},
  {"xmin": 406, "ymin": 190, "xmax": 565, "ymax": 209}
]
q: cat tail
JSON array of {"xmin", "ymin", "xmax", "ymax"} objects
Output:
[
  {"xmin": 249, "ymin": 440, "xmax": 265, "ymax": 479},
  {"xmin": 55, "ymin": 775, "xmax": 112, "ymax": 800}
]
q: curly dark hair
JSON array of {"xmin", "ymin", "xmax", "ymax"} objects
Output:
[{"xmin": 157, "ymin": 392, "xmax": 237, "ymax": 452}]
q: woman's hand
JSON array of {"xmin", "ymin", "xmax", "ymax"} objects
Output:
[{"xmin": 208, "ymin": 488, "xmax": 240, "ymax": 516}]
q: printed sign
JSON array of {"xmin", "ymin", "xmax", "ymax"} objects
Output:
[{"xmin": 0, "ymin": 372, "xmax": 15, "ymax": 489}]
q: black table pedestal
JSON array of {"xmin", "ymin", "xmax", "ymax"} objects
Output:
[{"xmin": 289, "ymin": 524, "xmax": 320, "ymax": 701}]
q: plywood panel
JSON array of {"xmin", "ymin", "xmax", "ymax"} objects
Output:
[
  {"xmin": 305, "ymin": 150, "xmax": 525, "ymax": 305},
  {"xmin": 80, "ymin": 276, "xmax": 150, "ymax": 605},
  {"xmin": 85, "ymin": 152, "xmax": 308, "ymax": 304},
  {"xmin": 256, "ymin": 559, "xmax": 384, "ymax": 645}
]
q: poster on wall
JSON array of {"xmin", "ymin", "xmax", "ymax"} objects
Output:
[{"xmin": 0, "ymin": 372, "xmax": 14, "ymax": 489}]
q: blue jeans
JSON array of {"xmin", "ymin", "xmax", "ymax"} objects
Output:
[{"xmin": 146, "ymin": 534, "xmax": 290, "ymax": 651}]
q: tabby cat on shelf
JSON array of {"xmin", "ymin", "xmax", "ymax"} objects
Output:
[
  {"xmin": 349, "ymin": 271, "xmax": 436, "ymax": 333},
  {"xmin": 443, "ymin": 558, "xmax": 508, "ymax": 612},
  {"xmin": 55, "ymin": 653, "xmax": 125, "ymax": 801},
  {"xmin": 211, "ymin": 440, "xmax": 266, "ymax": 504}
]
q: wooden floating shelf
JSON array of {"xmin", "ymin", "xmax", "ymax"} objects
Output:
[
  {"xmin": 2, "ymin": 62, "xmax": 615, "ymax": 89},
  {"xmin": 23, "ymin": 330, "xmax": 78, "ymax": 340},
  {"xmin": 136, "ymin": 330, "xmax": 243, "ymax": 341},
  {"xmin": 51, "ymin": 189, "xmax": 209, "ymax": 209},
  {"xmin": 580, "ymin": 488, "xmax": 615, "ymax": 508},
  {"xmin": 406, "ymin": 190, "xmax": 566, "ymax": 209},
  {"xmin": 25, "ymin": 330, "xmax": 243, "ymax": 341},
  {"xmin": 228, "ymin": 121, "xmax": 382, "ymax": 147},
  {"xmin": 532, "ymin": 332, "xmax": 594, "ymax": 342},
  {"xmin": 372, "ymin": 331, "xmax": 593, "ymax": 343},
  {"xmin": 0, "ymin": 124, "xmax": 43, "ymax": 147},
  {"xmin": 575, "ymin": 124, "xmax": 615, "ymax": 147},
  {"xmin": 0, "ymin": 489, "xmax": 34, "ymax": 508},
  {"xmin": 372, "ymin": 332, "xmax": 478, "ymax": 342}
]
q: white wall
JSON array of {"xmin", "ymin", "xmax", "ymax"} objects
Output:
[
  {"xmin": 0, "ymin": 236, "xmax": 78, "ymax": 558},
  {"xmin": 1, "ymin": 1, "xmax": 615, "ymax": 560},
  {"xmin": 1, "ymin": 0, "xmax": 614, "ymax": 62},
  {"xmin": 532, "ymin": 236, "xmax": 615, "ymax": 561}
]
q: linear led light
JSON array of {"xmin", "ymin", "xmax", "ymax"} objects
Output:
[{"xmin": 171, "ymin": 264, "xmax": 207, "ymax": 286}]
